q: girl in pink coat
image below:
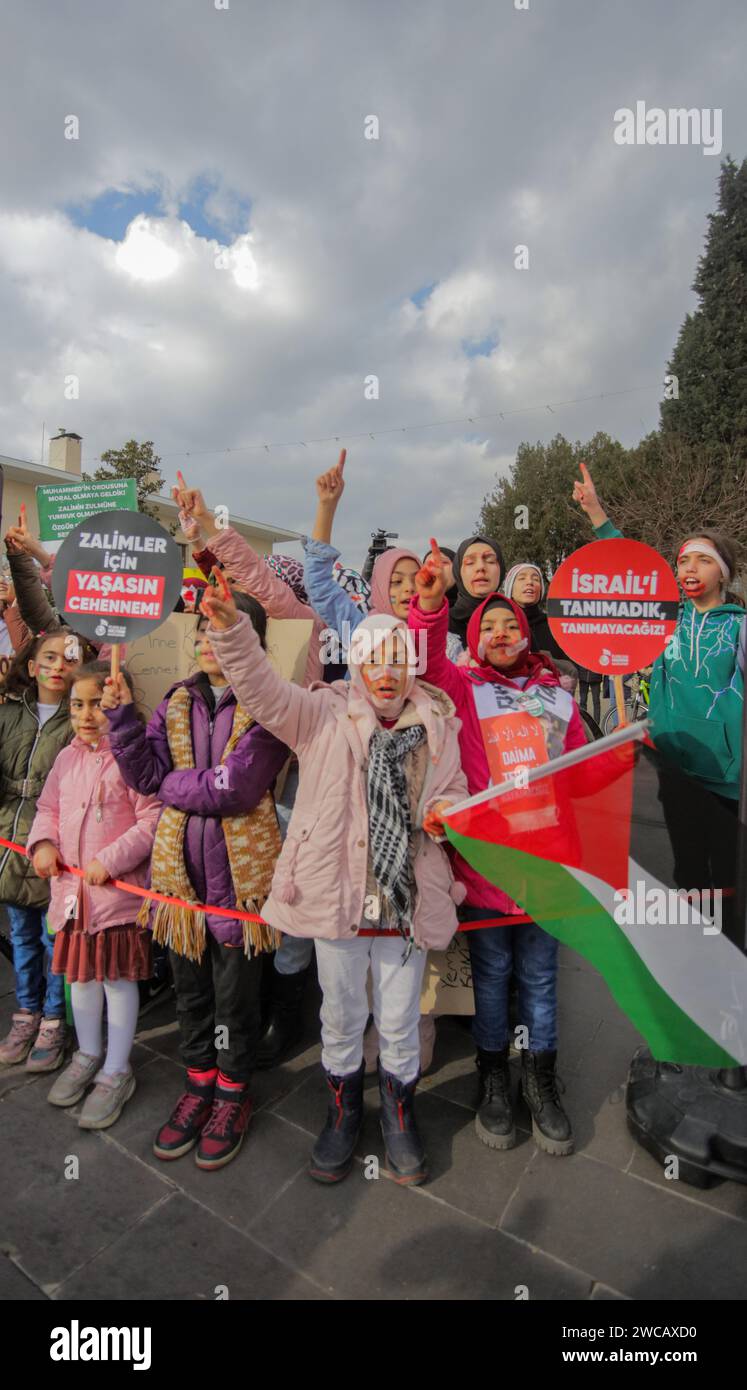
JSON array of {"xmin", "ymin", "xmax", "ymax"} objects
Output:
[
  {"xmin": 28, "ymin": 663, "xmax": 161, "ymax": 1130},
  {"xmin": 199, "ymin": 584, "xmax": 469, "ymax": 1187}
]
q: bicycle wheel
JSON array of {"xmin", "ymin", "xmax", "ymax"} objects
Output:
[{"xmin": 602, "ymin": 703, "xmax": 620, "ymax": 736}]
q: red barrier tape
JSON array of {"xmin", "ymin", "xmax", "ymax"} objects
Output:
[{"xmin": 0, "ymin": 836, "xmax": 527, "ymax": 934}]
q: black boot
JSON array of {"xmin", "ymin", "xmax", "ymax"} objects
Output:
[
  {"xmin": 520, "ymin": 1049, "xmax": 573, "ymax": 1156},
  {"xmin": 255, "ymin": 969, "xmax": 307, "ymax": 1069},
  {"xmin": 475, "ymin": 1047, "xmax": 516, "ymax": 1150},
  {"xmin": 378, "ymin": 1066, "xmax": 428, "ymax": 1185},
  {"xmin": 308, "ymin": 1062, "xmax": 365, "ymax": 1184}
]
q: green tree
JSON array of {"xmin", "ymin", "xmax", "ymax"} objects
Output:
[
  {"xmin": 479, "ymin": 431, "xmax": 628, "ymax": 574},
  {"xmin": 661, "ymin": 156, "xmax": 747, "ymax": 448},
  {"xmin": 601, "ymin": 431, "xmax": 745, "ymax": 569},
  {"xmin": 84, "ymin": 439, "xmax": 168, "ymax": 523}
]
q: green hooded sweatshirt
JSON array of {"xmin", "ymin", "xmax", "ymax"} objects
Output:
[
  {"xmin": 0, "ymin": 691, "xmax": 73, "ymax": 907},
  {"xmin": 594, "ymin": 520, "xmax": 745, "ymax": 798}
]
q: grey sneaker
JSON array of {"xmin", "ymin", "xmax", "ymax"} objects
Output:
[
  {"xmin": 78, "ymin": 1070, "xmax": 136, "ymax": 1130},
  {"xmin": 48, "ymin": 1051, "xmax": 103, "ymax": 1108},
  {"xmin": 0, "ymin": 1011, "xmax": 42, "ymax": 1067},
  {"xmin": 26, "ymin": 1017, "xmax": 67, "ymax": 1073}
]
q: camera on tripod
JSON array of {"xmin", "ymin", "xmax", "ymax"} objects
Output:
[{"xmin": 362, "ymin": 529, "xmax": 399, "ymax": 582}]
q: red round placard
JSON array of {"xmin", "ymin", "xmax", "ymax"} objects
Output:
[{"xmin": 546, "ymin": 538, "xmax": 679, "ymax": 676}]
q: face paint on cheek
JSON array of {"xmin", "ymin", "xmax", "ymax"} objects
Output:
[
  {"xmin": 480, "ymin": 635, "xmax": 528, "ymax": 661},
  {"xmin": 681, "ymin": 578, "xmax": 706, "ymax": 596},
  {"xmin": 366, "ymin": 664, "xmax": 404, "ymax": 682}
]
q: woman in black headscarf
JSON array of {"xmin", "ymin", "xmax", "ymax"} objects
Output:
[
  {"xmin": 503, "ymin": 562, "xmax": 579, "ymax": 693},
  {"xmin": 449, "ymin": 535, "xmax": 505, "ymax": 651}
]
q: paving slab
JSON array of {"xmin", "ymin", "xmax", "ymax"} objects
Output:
[
  {"xmin": 0, "ymin": 1253, "xmax": 47, "ymax": 1300},
  {"xmin": 501, "ymin": 1149, "xmax": 747, "ymax": 1300},
  {"xmin": 0, "ymin": 1080, "xmax": 170, "ymax": 1290},
  {"xmin": 250, "ymin": 1165, "xmax": 592, "ymax": 1300},
  {"xmin": 627, "ymin": 1139, "xmax": 747, "ymax": 1223},
  {"xmin": 407, "ymin": 1089, "xmax": 537, "ymax": 1226},
  {"xmin": 56, "ymin": 1192, "xmax": 331, "ymax": 1301}
]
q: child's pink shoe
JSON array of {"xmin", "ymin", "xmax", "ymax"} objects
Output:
[
  {"xmin": 0, "ymin": 1011, "xmax": 42, "ymax": 1068},
  {"xmin": 26, "ymin": 1017, "xmax": 67, "ymax": 1073},
  {"xmin": 78, "ymin": 1070, "xmax": 136, "ymax": 1130}
]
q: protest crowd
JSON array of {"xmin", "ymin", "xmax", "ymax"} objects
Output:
[{"xmin": 0, "ymin": 454, "xmax": 743, "ymax": 1187}]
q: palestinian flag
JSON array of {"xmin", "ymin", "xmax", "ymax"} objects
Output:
[{"xmin": 445, "ymin": 727, "xmax": 747, "ymax": 1068}]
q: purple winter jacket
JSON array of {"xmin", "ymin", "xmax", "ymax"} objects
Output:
[{"xmin": 105, "ymin": 673, "xmax": 289, "ymax": 946}]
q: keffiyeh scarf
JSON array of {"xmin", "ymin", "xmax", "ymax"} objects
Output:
[{"xmin": 366, "ymin": 723, "xmax": 426, "ymax": 949}]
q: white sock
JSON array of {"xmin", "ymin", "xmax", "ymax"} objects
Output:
[
  {"xmin": 70, "ymin": 981, "xmax": 105, "ymax": 1058},
  {"xmin": 102, "ymin": 978, "xmax": 140, "ymax": 1076}
]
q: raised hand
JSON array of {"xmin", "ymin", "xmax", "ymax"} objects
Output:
[
  {"xmin": 178, "ymin": 508, "xmax": 204, "ymax": 545},
  {"xmin": 315, "ymin": 448, "xmax": 346, "ymax": 505},
  {"xmin": 312, "ymin": 448, "xmax": 347, "ymax": 543},
  {"xmin": 172, "ymin": 483, "xmax": 210, "ymax": 521},
  {"xmin": 572, "ymin": 462, "xmax": 608, "ymax": 528},
  {"xmin": 100, "ymin": 673, "xmax": 133, "ymax": 711},
  {"xmin": 4, "ymin": 516, "xmax": 52, "ymax": 567},
  {"xmin": 200, "ymin": 568, "xmax": 239, "ymax": 630},
  {"xmin": 415, "ymin": 537, "xmax": 448, "ymax": 612}
]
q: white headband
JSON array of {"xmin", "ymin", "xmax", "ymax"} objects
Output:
[{"xmin": 677, "ymin": 541, "xmax": 730, "ymax": 581}]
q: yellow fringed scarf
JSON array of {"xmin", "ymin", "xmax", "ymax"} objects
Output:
[{"xmin": 137, "ymin": 684, "xmax": 282, "ymax": 961}]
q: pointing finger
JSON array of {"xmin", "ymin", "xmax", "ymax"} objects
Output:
[{"xmin": 337, "ymin": 448, "xmax": 346, "ymax": 474}]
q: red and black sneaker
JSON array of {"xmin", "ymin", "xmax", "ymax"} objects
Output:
[
  {"xmin": 153, "ymin": 1075, "xmax": 216, "ymax": 1161},
  {"xmin": 195, "ymin": 1080, "xmax": 253, "ymax": 1171}
]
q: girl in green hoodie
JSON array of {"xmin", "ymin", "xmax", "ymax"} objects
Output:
[{"xmin": 572, "ymin": 464, "xmax": 744, "ymax": 923}]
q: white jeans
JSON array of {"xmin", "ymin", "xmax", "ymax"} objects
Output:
[{"xmin": 314, "ymin": 934, "xmax": 427, "ymax": 1083}]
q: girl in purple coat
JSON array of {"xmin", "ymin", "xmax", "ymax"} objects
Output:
[{"xmin": 101, "ymin": 592, "xmax": 289, "ymax": 1171}]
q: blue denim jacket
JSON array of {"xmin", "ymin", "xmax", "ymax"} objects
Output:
[{"xmin": 302, "ymin": 538, "xmax": 365, "ymax": 673}]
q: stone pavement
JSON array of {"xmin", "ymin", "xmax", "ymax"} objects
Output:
[{"xmin": 1, "ymin": 928, "xmax": 746, "ymax": 1302}]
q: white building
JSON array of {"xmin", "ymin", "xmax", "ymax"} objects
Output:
[{"xmin": 0, "ymin": 432, "xmax": 300, "ymax": 561}]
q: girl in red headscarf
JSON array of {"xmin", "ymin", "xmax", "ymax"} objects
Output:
[{"xmin": 409, "ymin": 545, "xmax": 589, "ymax": 1159}]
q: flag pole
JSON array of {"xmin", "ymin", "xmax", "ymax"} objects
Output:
[{"xmin": 443, "ymin": 719, "xmax": 648, "ymax": 820}]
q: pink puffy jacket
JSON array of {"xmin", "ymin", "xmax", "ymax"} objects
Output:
[
  {"xmin": 207, "ymin": 526, "xmax": 325, "ymax": 686},
  {"xmin": 27, "ymin": 734, "xmax": 162, "ymax": 933},
  {"xmin": 209, "ymin": 613, "xmax": 469, "ymax": 949}
]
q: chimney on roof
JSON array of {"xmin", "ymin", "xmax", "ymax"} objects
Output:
[{"xmin": 48, "ymin": 430, "xmax": 82, "ymax": 475}]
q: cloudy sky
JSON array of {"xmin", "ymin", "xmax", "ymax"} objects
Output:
[{"xmin": 2, "ymin": 0, "xmax": 745, "ymax": 565}]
